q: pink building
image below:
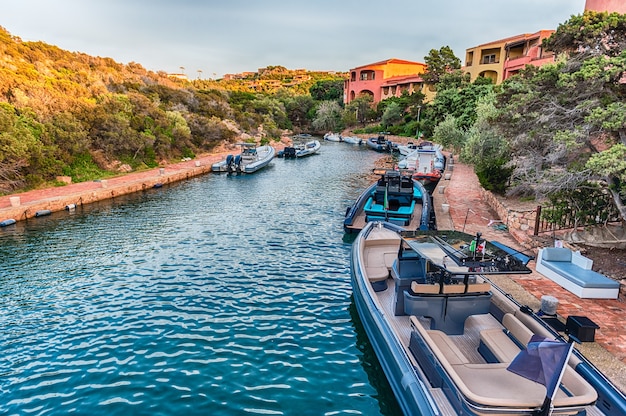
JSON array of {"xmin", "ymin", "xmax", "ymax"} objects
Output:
[
  {"xmin": 585, "ymin": 0, "xmax": 626, "ymax": 14},
  {"xmin": 502, "ymin": 30, "xmax": 557, "ymax": 80},
  {"xmin": 344, "ymin": 58, "xmax": 427, "ymax": 105}
]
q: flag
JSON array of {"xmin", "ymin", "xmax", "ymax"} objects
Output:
[
  {"xmin": 477, "ymin": 241, "xmax": 486, "ymax": 254},
  {"xmin": 507, "ymin": 335, "xmax": 573, "ymax": 415},
  {"xmin": 468, "ymin": 239, "xmax": 476, "ymax": 252}
]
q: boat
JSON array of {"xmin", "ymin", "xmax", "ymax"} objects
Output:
[
  {"xmin": 295, "ymin": 139, "xmax": 321, "ymax": 158},
  {"xmin": 342, "ymin": 136, "xmax": 363, "ymax": 145},
  {"xmin": 398, "ymin": 142, "xmax": 445, "ymax": 185},
  {"xmin": 366, "ymin": 135, "xmax": 392, "ymax": 152},
  {"xmin": 212, "ymin": 143, "xmax": 275, "ymax": 174},
  {"xmin": 397, "ymin": 141, "xmax": 419, "ymax": 156},
  {"xmin": 343, "ymin": 169, "xmax": 435, "ymax": 233},
  {"xmin": 350, "ymin": 221, "xmax": 626, "ymax": 416},
  {"xmin": 278, "ymin": 138, "xmax": 321, "ymax": 158},
  {"xmin": 323, "ymin": 132, "xmax": 342, "ymax": 142}
]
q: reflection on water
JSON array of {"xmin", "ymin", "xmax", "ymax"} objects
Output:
[{"xmin": 0, "ymin": 142, "xmax": 406, "ymax": 416}]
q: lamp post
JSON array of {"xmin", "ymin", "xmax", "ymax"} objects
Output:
[{"xmin": 415, "ymin": 105, "xmax": 422, "ymax": 139}]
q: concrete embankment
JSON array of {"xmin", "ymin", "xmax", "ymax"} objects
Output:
[{"xmin": 0, "ymin": 153, "xmax": 229, "ymax": 224}]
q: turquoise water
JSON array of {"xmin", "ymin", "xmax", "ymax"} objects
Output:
[{"xmin": 0, "ymin": 143, "xmax": 405, "ymax": 416}]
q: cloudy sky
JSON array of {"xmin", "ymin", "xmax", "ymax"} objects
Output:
[{"xmin": 2, "ymin": 0, "xmax": 586, "ymax": 78}]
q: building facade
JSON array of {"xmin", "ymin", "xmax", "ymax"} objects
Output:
[
  {"xmin": 463, "ymin": 30, "xmax": 556, "ymax": 84},
  {"xmin": 343, "ymin": 58, "xmax": 428, "ymax": 105},
  {"xmin": 585, "ymin": 0, "xmax": 626, "ymax": 14}
]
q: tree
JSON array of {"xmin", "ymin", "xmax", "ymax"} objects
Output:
[
  {"xmin": 381, "ymin": 102, "xmax": 403, "ymax": 128},
  {"xmin": 544, "ymin": 11, "xmax": 626, "ymax": 58},
  {"xmin": 432, "ymin": 114, "xmax": 465, "ymax": 155},
  {"xmin": 422, "ymin": 46, "xmax": 461, "ymax": 85},
  {"xmin": 429, "ymin": 75, "xmax": 493, "ymax": 132},
  {"xmin": 309, "ymin": 79, "xmax": 344, "ymax": 102},
  {"xmin": 586, "ymin": 144, "xmax": 626, "ymax": 220},
  {"xmin": 0, "ymin": 103, "xmax": 45, "ymax": 191},
  {"xmin": 312, "ymin": 101, "xmax": 343, "ymax": 132},
  {"xmin": 486, "ymin": 12, "xmax": 626, "ymax": 220}
]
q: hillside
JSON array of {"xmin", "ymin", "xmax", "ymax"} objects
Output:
[{"xmin": 0, "ymin": 26, "xmax": 345, "ymax": 193}]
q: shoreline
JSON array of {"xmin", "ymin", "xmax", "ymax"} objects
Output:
[{"xmin": 0, "ymin": 152, "xmax": 231, "ymax": 223}]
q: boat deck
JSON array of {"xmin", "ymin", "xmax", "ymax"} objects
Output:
[
  {"xmin": 344, "ymin": 205, "xmax": 424, "ymax": 233},
  {"xmin": 374, "ymin": 276, "xmax": 605, "ymax": 415}
]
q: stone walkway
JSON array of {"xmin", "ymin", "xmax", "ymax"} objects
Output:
[{"xmin": 432, "ymin": 158, "xmax": 626, "ymax": 393}]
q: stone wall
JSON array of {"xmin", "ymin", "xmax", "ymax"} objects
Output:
[{"xmin": 480, "ymin": 188, "xmax": 541, "ymax": 249}]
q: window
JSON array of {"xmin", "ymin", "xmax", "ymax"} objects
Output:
[{"xmin": 482, "ymin": 54, "xmax": 497, "ymax": 64}]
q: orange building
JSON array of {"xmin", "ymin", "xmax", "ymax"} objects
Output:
[
  {"xmin": 463, "ymin": 30, "xmax": 556, "ymax": 84},
  {"xmin": 343, "ymin": 58, "xmax": 428, "ymax": 105},
  {"xmin": 585, "ymin": 0, "xmax": 626, "ymax": 13}
]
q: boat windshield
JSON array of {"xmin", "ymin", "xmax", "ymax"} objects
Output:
[{"xmin": 403, "ymin": 230, "xmax": 532, "ymax": 275}]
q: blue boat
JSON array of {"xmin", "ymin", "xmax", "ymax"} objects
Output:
[
  {"xmin": 350, "ymin": 221, "xmax": 626, "ymax": 415},
  {"xmin": 343, "ymin": 169, "xmax": 434, "ymax": 233}
]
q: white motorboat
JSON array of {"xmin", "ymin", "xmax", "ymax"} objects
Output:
[{"xmin": 212, "ymin": 143, "xmax": 275, "ymax": 174}]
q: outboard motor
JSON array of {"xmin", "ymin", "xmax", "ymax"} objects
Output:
[
  {"xmin": 234, "ymin": 155, "xmax": 242, "ymax": 173},
  {"xmin": 225, "ymin": 154, "xmax": 235, "ymax": 172}
]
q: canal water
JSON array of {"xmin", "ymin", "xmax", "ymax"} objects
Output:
[{"xmin": 0, "ymin": 142, "xmax": 406, "ymax": 416}]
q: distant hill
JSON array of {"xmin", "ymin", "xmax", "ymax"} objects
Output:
[{"xmin": 0, "ymin": 26, "xmax": 345, "ymax": 193}]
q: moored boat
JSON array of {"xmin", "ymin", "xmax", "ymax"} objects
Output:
[
  {"xmin": 342, "ymin": 136, "xmax": 363, "ymax": 145},
  {"xmin": 398, "ymin": 142, "xmax": 445, "ymax": 185},
  {"xmin": 212, "ymin": 143, "xmax": 275, "ymax": 174},
  {"xmin": 396, "ymin": 142, "xmax": 419, "ymax": 156},
  {"xmin": 323, "ymin": 132, "xmax": 342, "ymax": 142},
  {"xmin": 366, "ymin": 135, "xmax": 392, "ymax": 152},
  {"xmin": 278, "ymin": 138, "xmax": 321, "ymax": 158},
  {"xmin": 295, "ymin": 139, "xmax": 321, "ymax": 157},
  {"xmin": 343, "ymin": 169, "xmax": 435, "ymax": 233},
  {"xmin": 350, "ymin": 221, "xmax": 626, "ymax": 415}
]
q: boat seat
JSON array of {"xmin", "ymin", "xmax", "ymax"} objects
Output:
[
  {"xmin": 441, "ymin": 284, "xmax": 465, "ymax": 294},
  {"xmin": 411, "ymin": 282, "xmax": 439, "ymax": 294},
  {"xmin": 410, "ymin": 316, "xmax": 597, "ymax": 409},
  {"xmin": 363, "ymin": 235, "xmax": 401, "ymax": 283},
  {"xmin": 466, "ymin": 282, "xmax": 492, "ymax": 293},
  {"xmin": 479, "ymin": 313, "xmax": 534, "ymax": 363},
  {"xmin": 477, "ymin": 313, "xmax": 597, "ymax": 407}
]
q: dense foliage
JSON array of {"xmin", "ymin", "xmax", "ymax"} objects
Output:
[
  {"xmin": 489, "ymin": 11, "xmax": 626, "ymax": 219},
  {"xmin": 0, "ymin": 27, "xmax": 346, "ymax": 193}
]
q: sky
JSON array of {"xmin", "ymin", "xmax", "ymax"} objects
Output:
[{"xmin": 2, "ymin": 0, "xmax": 587, "ymax": 79}]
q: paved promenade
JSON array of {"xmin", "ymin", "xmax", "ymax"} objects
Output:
[
  {"xmin": 432, "ymin": 158, "xmax": 625, "ymax": 392},
  {"xmin": 1, "ymin": 149, "xmax": 625, "ymax": 392}
]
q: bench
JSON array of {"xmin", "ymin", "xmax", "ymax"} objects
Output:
[
  {"xmin": 477, "ymin": 313, "xmax": 597, "ymax": 406},
  {"xmin": 409, "ymin": 316, "xmax": 597, "ymax": 410},
  {"xmin": 490, "ymin": 240, "xmax": 534, "ymax": 266},
  {"xmin": 536, "ymin": 247, "xmax": 619, "ymax": 299},
  {"xmin": 362, "ymin": 234, "xmax": 401, "ymax": 291}
]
